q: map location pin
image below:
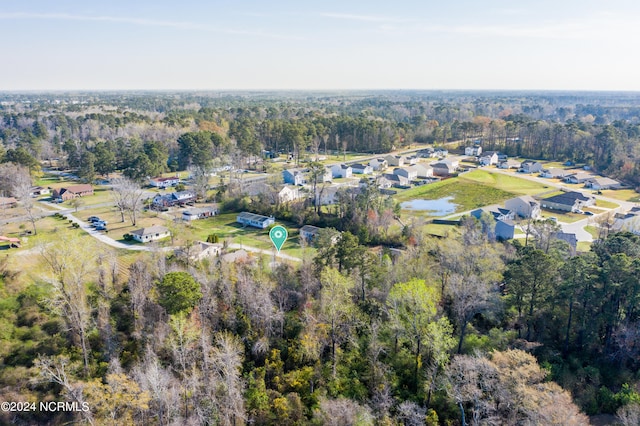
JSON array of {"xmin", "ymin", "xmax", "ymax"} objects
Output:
[{"xmin": 269, "ymin": 225, "xmax": 288, "ymax": 253}]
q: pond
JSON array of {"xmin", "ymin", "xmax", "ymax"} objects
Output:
[{"xmin": 400, "ymin": 196, "xmax": 458, "ymax": 216}]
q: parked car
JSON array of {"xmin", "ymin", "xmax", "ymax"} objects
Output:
[
  {"xmin": 92, "ymin": 220, "xmax": 107, "ymax": 227},
  {"xmin": 95, "ymin": 224, "xmax": 107, "ymax": 231},
  {"xmin": 87, "ymin": 216, "xmax": 101, "ymax": 222},
  {"xmin": 584, "ymin": 211, "xmax": 594, "ymax": 216}
]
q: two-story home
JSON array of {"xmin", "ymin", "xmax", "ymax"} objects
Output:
[
  {"xmin": 393, "ymin": 167, "xmax": 418, "ymax": 181},
  {"xmin": 471, "ymin": 207, "xmax": 516, "ymax": 240},
  {"xmin": 520, "ymin": 160, "xmax": 543, "ymax": 174},
  {"xmin": 612, "ymin": 207, "xmax": 640, "ymax": 235},
  {"xmin": 411, "ymin": 163, "xmax": 434, "ymax": 178},
  {"xmin": 385, "ymin": 155, "xmax": 406, "ymax": 167},
  {"xmin": 369, "ymin": 158, "xmax": 388, "ymax": 171},
  {"xmin": 431, "ymin": 159, "xmax": 458, "ymax": 176},
  {"xmin": 479, "ymin": 151, "xmax": 499, "ymax": 166},
  {"xmin": 383, "ymin": 173, "xmax": 410, "ymax": 187},
  {"xmin": 465, "ymin": 146, "xmax": 483, "ymax": 156},
  {"xmin": 331, "ymin": 164, "xmax": 353, "ymax": 179},
  {"xmin": 277, "ymin": 185, "xmax": 303, "ymax": 203},
  {"xmin": 282, "ymin": 168, "xmax": 306, "ymax": 185},
  {"xmin": 505, "ymin": 196, "xmax": 541, "ymax": 219}
]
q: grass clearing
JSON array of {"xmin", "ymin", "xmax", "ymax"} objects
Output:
[
  {"xmin": 595, "ymin": 199, "xmax": 619, "ymax": 209},
  {"xmin": 598, "ymin": 189, "xmax": 640, "ymax": 202},
  {"xmin": 585, "ymin": 226, "xmax": 600, "ymax": 239},
  {"xmin": 540, "ymin": 208, "xmax": 585, "ymax": 223},
  {"xmin": 461, "ymin": 170, "xmax": 552, "ymax": 195}
]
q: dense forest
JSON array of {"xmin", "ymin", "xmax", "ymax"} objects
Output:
[
  {"xmin": 1, "ymin": 91, "xmax": 640, "ymax": 187},
  {"xmin": 0, "ymin": 91, "xmax": 640, "ymax": 425}
]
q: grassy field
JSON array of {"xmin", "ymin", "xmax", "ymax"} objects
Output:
[
  {"xmin": 395, "ymin": 178, "xmax": 515, "ymax": 213},
  {"xmin": 585, "ymin": 225, "xmax": 600, "ymax": 239},
  {"xmin": 461, "ymin": 170, "xmax": 552, "ymax": 196},
  {"xmin": 595, "ymin": 199, "xmax": 619, "ymax": 209},
  {"xmin": 539, "ymin": 208, "xmax": 585, "ymax": 223},
  {"xmin": 598, "ymin": 189, "xmax": 640, "ymax": 202}
]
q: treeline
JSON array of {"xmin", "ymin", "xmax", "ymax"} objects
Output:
[{"xmin": 3, "ymin": 218, "xmax": 640, "ymax": 424}]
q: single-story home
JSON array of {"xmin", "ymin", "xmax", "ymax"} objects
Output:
[
  {"xmin": 584, "ymin": 177, "xmax": 621, "ymax": 190},
  {"xmin": 499, "ymin": 159, "xmax": 522, "ymax": 170},
  {"xmin": 182, "ymin": 206, "xmax": 218, "ymax": 221},
  {"xmin": 130, "ymin": 225, "xmax": 171, "ymax": 243},
  {"xmin": 564, "ymin": 172, "xmax": 593, "ymax": 184},
  {"xmin": 175, "ymin": 241, "xmax": 223, "ymax": 261},
  {"xmin": 30, "ymin": 186, "xmax": 50, "ymax": 197},
  {"xmin": 236, "ymin": 212, "xmax": 275, "ymax": 229},
  {"xmin": 505, "ymin": 196, "xmax": 541, "ymax": 219},
  {"xmin": 520, "ymin": 160, "xmax": 543, "ymax": 174},
  {"xmin": 152, "ymin": 190, "xmax": 196, "ymax": 208},
  {"xmin": 331, "ymin": 164, "xmax": 353, "ymax": 179},
  {"xmin": 149, "ymin": 176, "xmax": 179, "ymax": 188},
  {"xmin": 540, "ymin": 168, "xmax": 571, "ymax": 179},
  {"xmin": 541, "ymin": 191, "xmax": 596, "ymax": 212},
  {"xmin": 52, "ymin": 184, "xmax": 94, "ymax": 201},
  {"xmin": 351, "ymin": 163, "xmax": 373, "ymax": 175}
]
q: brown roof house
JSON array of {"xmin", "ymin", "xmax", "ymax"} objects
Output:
[{"xmin": 52, "ymin": 184, "xmax": 94, "ymax": 201}]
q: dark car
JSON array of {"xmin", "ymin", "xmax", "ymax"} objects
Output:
[
  {"xmin": 95, "ymin": 224, "xmax": 107, "ymax": 231},
  {"xmin": 584, "ymin": 211, "xmax": 594, "ymax": 216},
  {"xmin": 87, "ymin": 216, "xmax": 101, "ymax": 222}
]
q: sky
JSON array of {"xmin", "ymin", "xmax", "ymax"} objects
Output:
[{"xmin": 2, "ymin": 0, "xmax": 640, "ymax": 91}]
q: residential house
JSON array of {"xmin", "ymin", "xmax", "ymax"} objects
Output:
[
  {"xmin": 417, "ymin": 148, "xmax": 436, "ymax": 158},
  {"xmin": 29, "ymin": 186, "xmax": 50, "ymax": 197},
  {"xmin": 376, "ymin": 175, "xmax": 393, "ymax": 189},
  {"xmin": 319, "ymin": 186, "xmax": 340, "ymax": 205},
  {"xmin": 465, "ymin": 146, "xmax": 483, "ymax": 156},
  {"xmin": 479, "ymin": 151, "xmax": 499, "ymax": 166},
  {"xmin": 393, "ymin": 167, "xmax": 418, "ymax": 181},
  {"xmin": 175, "ymin": 241, "xmax": 223, "ymax": 261},
  {"xmin": 434, "ymin": 148, "xmax": 449, "ymax": 157},
  {"xmin": 383, "ymin": 173, "xmax": 410, "ymax": 188},
  {"xmin": 497, "ymin": 153, "xmax": 508, "ymax": 162},
  {"xmin": 351, "ymin": 163, "xmax": 373, "ymax": 174},
  {"xmin": 498, "ymin": 159, "xmax": 522, "ymax": 169},
  {"xmin": 277, "ymin": 185, "xmax": 303, "ymax": 203},
  {"xmin": 300, "ymin": 225, "xmax": 339, "ymax": 245},
  {"xmin": 520, "ymin": 160, "xmax": 543, "ymax": 174},
  {"xmin": 331, "ymin": 164, "xmax": 353, "ymax": 179},
  {"xmin": 385, "ymin": 155, "xmax": 406, "ymax": 167},
  {"xmin": 612, "ymin": 207, "xmax": 640, "ymax": 235},
  {"xmin": 0, "ymin": 197, "xmax": 17, "ymax": 208},
  {"xmin": 182, "ymin": 206, "xmax": 218, "ymax": 221},
  {"xmin": 369, "ymin": 158, "xmax": 388, "ymax": 171},
  {"xmin": 130, "ymin": 225, "xmax": 171, "ymax": 243},
  {"xmin": 552, "ymin": 232, "xmax": 578, "ymax": 252},
  {"xmin": 283, "ymin": 168, "xmax": 306, "ymax": 185},
  {"xmin": 149, "ymin": 176, "xmax": 179, "ymax": 188},
  {"xmin": 431, "ymin": 159, "xmax": 458, "ymax": 176},
  {"xmin": 52, "ymin": 184, "xmax": 94, "ymax": 201},
  {"xmin": 540, "ymin": 168, "xmax": 570, "ymax": 179},
  {"xmin": 411, "ymin": 163, "xmax": 434, "ymax": 178},
  {"xmin": 236, "ymin": 212, "xmax": 275, "ymax": 229},
  {"xmin": 152, "ymin": 190, "xmax": 196, "ymax": 208},
  {"xmin": 471, "ymin": 207, "xmax": 516, "ymax": 240},
  {"xmin": 541, "ymin": 191, "xmax": 596, "ymax": 212},
  {"xmin": 584, "ymin": 177, "xmax": 621, "ymax": 190},
  {"xmin": 505, "ymin": 195, "xmax": 541, "ymax": 219},
  {"xmin": 406, "ymin": 156, "xmax": 419, "ymax": 165},
  {"xmin": 564, "ymin": 172, "xmax": 593, "ymax": 184}
]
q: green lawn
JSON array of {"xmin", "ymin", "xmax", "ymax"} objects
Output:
[
  {"xmin": 585, "ymin": 225, "xmax": 600, "ymax": 239},
  {"xmin": 598, "ymin": 189, "xmax": 640, "ymax": 202},
  {"xmin": 461, "ymin": 170, "xmax": 553, "ymax": 195},
  {"xmin": 539, "ymin": 209, "xmax": 585, "ymax": 223},
  {"xmin": 595, "ymin": 199, "xmax": 620, "ymax": 209}
]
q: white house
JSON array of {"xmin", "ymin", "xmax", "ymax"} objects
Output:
[
  {"xmin": 479, "ymin": 151, "xmax": 499, "ymax": 166},
  {"xmin": 351, "ymin": 163, "xmax": 373, "ymax": 174},
  {"xmin": 277, "ymin": 185, "xmax": 303, "ymax": 203},
  {"xmin": 499, "ymin": 159, "xmax": 522, "ymax": 169},
  {"xmin": 369, "ymin": 158, "xmax": 388, "ymax": 171},
  {"xmin": 282, "ymin": 169, "xmax": 306, "ymax": 185},
  {"xmin": 149, "ymin": 176, "xmax": 179, "ymax": 188},
  {"xmin": 236, "ymin": 212, "xmax": 275, "ymax": 229},
  {"xmin": 584, "ymin": 177, "xmax": 621, "ymax": 190},
  {"xmin": 465, "ymin": 146, "xmax": 482, "ymax": 156},
  {"xmin": 182, "ymin": 206, "xmax": 218, "ymax": 221},
  {"xmin": 540, "ymin": 168, "xmax": 571, "ymax": 179},
  {"xmin": 612, "ymin": 207, "xmax": 640, "ymax": 234},
  {"xmin": 564, "ymin": 172, "xmax": 593, "ymax": 184},
  {"xmin": 130, "ymin": 225, "xmax": 171, "ymax": 243},
  {"xmin": 411, "ymin": 163, "xmax": 434, "ymax": 178},
  {"xmin": 431, "ymin": 160, "xmax": 458, "ymax": 176},
  {"xmin": 383, "ymin": 173, "xmax": 410, "ymax": 187},
  {"xmin": 331, "ymin": 164, "xmax": 352, "ymax": 179}
]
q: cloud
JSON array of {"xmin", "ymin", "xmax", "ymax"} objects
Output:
[{"xmin": 0, "ymin": 12, "xmax": 303, "ymax": 40}]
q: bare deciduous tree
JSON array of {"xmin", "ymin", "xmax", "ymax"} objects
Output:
[{"xmin": 110, "ymin": 177, "xmax": 146, "ymax": 226}]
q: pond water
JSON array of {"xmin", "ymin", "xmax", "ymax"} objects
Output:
[{"xmin": 400, "ymin": 196, "xmax": 458, "ymax": 216}]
